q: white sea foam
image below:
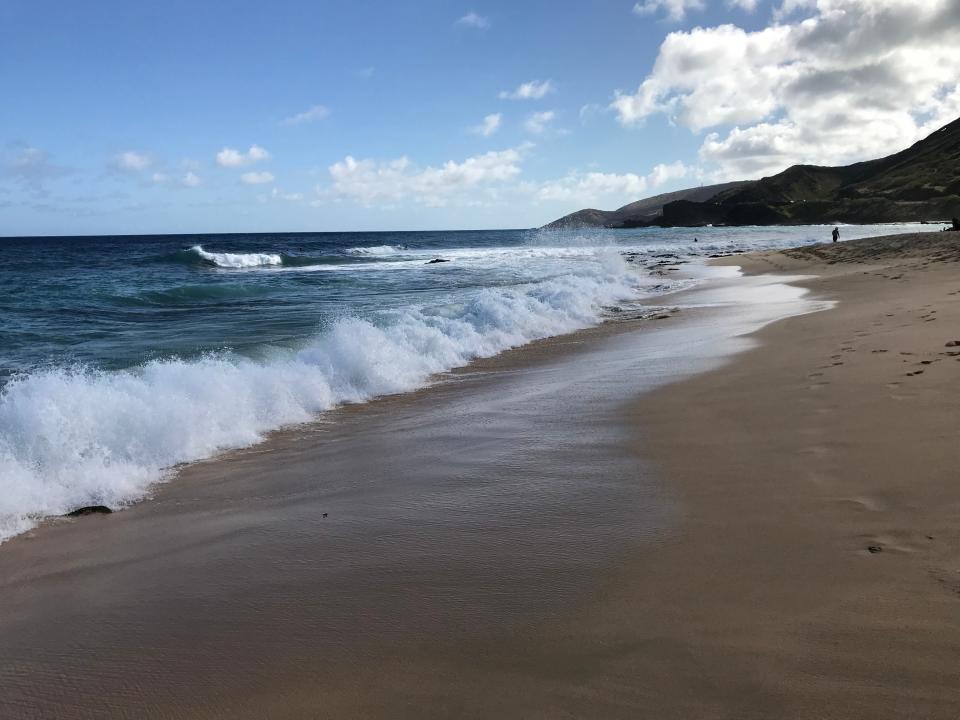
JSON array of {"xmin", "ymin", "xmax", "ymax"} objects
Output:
[
  {"xmin": 0, "ymin": 248, "xmax": 638, "ymax": 541},
  {"xmin": 344, "ymin": 244, "xmax": 407, "ymax": 256},
  {"xmin": 189, "ymin": 245, "xmax": 283, "ymax": 268}
]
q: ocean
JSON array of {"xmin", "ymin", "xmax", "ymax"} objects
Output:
[{"xmin": 0, "ymin": 223, "xmax": 936, "ymax": 541}]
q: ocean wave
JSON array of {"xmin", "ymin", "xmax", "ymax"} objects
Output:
[
  {"xmin": 0, "ymin": 249, "xmax": 637, "ymax": 542},
  {"xmin": 343, "ymin": 244, "xmax": 408, "ymax": 256},
  {"xmin": 169, "ymin": 245, "xmax": 284, "ymax": 269}
]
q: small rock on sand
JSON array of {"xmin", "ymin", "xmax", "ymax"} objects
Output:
[{"xmin": 65, "ymin": 505, "xmax": 113, "ymax": 517}]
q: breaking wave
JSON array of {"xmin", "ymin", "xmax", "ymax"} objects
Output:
[
  {"xmin": 0, "ymin": 249, "xmax": 637, "ymax": 541},
  {"xmin": 344, "ymin": 244, "xmax": 408, "ymax": 256}
]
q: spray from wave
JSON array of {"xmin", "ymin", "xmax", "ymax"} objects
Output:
[
  {"xmin": 177, "ymin": 245, "xmax": 284, "ymax": 268},
  {"xmin": 0, "ymin": 249, "xmax": 637, "ymax": 541}
]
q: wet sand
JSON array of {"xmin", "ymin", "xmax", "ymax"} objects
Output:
[
  {"xmin": 3, "ymin": 232, "xmax": 960, "ymax": 717},
  {"xmin": 0, "ymin": 267, "xmax": 820, "ymax": 718}
]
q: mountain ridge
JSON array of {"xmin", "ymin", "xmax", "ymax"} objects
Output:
[{"xmin": 543, "ymin": 116, "xmax": 960, "ymax": 229}]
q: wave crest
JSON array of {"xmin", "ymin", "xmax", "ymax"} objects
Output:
[
  {"xmin": 344, "ymin": 244, "xmax": 408, "ymax": 256},
  {"xmin": 0, "ymin": 252, "xmax": 636, "ymax": 541},
  {"xmin": 178, "ymin": 245, "xmax": 283, "ymax": 268}
]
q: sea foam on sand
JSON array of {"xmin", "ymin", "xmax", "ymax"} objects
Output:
[{"xmin": 0, "ymin": 249, "xmax": 637, "ymax": 541}]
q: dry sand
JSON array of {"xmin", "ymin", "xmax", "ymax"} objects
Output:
[
  {"xmin": 582, "ymin": 232, "xmax": 960, "ymax": 718},
  {"xmin": 2, "ymin": 232, "xmax": 959, "ymax": 718}
]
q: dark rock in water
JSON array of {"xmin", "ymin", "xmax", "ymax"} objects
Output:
[
  {"xmin": 426, "ymin": 258, "xmax": 449, "ymax": 264},
  {"xmin": 66, "ymin": 505, "xmax": 113, "ymax": 517},
  {"xmin": 867, "ymin": 545, "xmax": 883, "ymax": 554}
]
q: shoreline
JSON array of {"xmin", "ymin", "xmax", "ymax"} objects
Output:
[
  {"xmin": 0, "ymin": 262, "xmax": 823, "ymax": 718},
  {"xmin": 2, "ymin": 231, "xmax": 958, "ymax": 716}
]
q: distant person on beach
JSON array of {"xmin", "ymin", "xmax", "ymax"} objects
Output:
[
  {"xmin": 952, "ymin": 216, "xmax": 960, "ymax": 231},
  {"xmin": 832, "ymin": 227, "xmax": 840, "ymax": 243}
]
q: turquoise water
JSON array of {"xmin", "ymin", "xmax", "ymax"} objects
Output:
[{"xmin": 0, "ymin": 224, "xmax": 935, "ymax": 540}]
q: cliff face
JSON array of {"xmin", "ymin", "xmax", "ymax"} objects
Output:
[{"xmin": 544, "ymin": 116, "xmax": 960, "ymax": 228}]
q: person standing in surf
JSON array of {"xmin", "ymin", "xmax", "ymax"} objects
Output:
[{"xmin": 832, "ymin": 227, "xmax": 840, "ymax": 243}]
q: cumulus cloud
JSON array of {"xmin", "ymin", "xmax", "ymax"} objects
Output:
[
  {"xmin": 111, "ymin": 151, "xmax": 152, "ymax": 172},
  {"xmin": 499, "ymin": 80, "xmax": 553, "ymax": 100},
  {"xmin": 215, "ymin": 144, "xmax": 271, "ymax": 167},
  {"xmin": 456, "ymin": 12, "xmax": 490, "ymax": 29},
  {"xmin": 471, "ymin": 113, "xmax": 502, "ymax": 137},
  {"xmin": 524, "ymin": 110, "xmax": 556, "ymax": 134},
  {"xmin": 282, "ymin": 105, "xmax": 330, "ymax": 126},
  {"xmin": 632, "ymin": 0, "xmax": 705, "ymax": 22},
  {"xmin": 536, "ymin": 161, "xmax": 688, "ymax": 204},
  {"xmin": 322, "ymin": 145, "xmax": 529, "ymax": 207},
  {"xmin": 614, "ymin": 0, "xmax": 960, "ymax": 178},
  {"xmin": 240, "ymin": 171, "xmax": 275, "ymax": 185}
]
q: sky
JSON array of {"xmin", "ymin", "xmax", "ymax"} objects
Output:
[{"xmin": 1, "ymin": 0, "xmax": 958, "ymax": 235}]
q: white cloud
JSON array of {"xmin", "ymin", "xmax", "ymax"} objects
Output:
[
  {"xmin": 215, "ymin": 144, "xmax": 271, "ymax": 167},
  {"xmin": 181, "ymin": 172, "xmax": 201, "ymax": 187},
  {"xmin": 614, "ymin": 0, "xmax": 960, "ymax": 178},
  {"xmin": 282, "ymin": 105, "xmax": 330, "ymax": 126},
  {"xmin": 632, "ymin": 0, "xmax": 704, "ymax": 22},
  {"xmin": 112, "ymin": 151, "xmax": 151, "ymax": 172},
  {"xmin": 323, "ymin": 145, "xmax": 529, "ymax": 207},
  {"xmin": 240, "ymin": 171, "xmax": 275, "ymax": 185},
  {"xmin": 536, "ymin": 161, "xmax": 688, "ymax": 204},
  {"xmin": 648, "ymin": 160, "xmax": 689, "ymax": 186},
  {"xmin": 471, "ymin": 113, "xmax": 502, "ymax": 137},
  {"xmin": 499, "ymin": 80, "xmax": 553, "ymax": 100},
  {"xmin": 728, "ymin": 0, "xmax": 759, "ymax": 10},
  {"xmin": 524, "ymin": 110, "xmax": 555, "ymax": 134},
  {"xmin": 456, "ymin": 12, "xmax": 490, "ymax": 29}
]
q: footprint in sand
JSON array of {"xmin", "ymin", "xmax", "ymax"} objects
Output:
[
  {"xmin": 906, "ymin": 370, "xmax": 924, "ymax": 376},
  {"xmin": 863, "ymin": 533, "xmax": 923, "ymax": 554}
]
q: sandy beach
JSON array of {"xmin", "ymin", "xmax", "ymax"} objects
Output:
[{"xmin": 2, "ymin": 232, "xmax": 960, "ymax": 718}]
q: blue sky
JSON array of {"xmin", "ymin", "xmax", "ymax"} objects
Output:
[{"xmin": 1, "ymin": 0, "xmax": 957, "ymax": 235}]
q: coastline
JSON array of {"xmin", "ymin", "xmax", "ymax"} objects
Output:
[
  {"xmin": 2, "ymin": 232, "xmax": 959, "ymax": 716},
  {"xmin": 600, "ymin": 232, "xmax": 960, "ymax": 717}
]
